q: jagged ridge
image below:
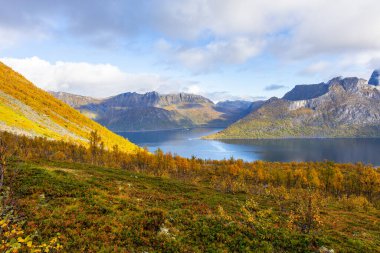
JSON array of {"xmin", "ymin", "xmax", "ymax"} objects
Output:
[
  {"xmin": 52, "ymin": 91, "xmax": 253, "ymax": 131},
  {"xmin": 207, "ymin": 73, "xmax": 380, "ymax": 139}
]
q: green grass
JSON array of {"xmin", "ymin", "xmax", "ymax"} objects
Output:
[{"xmin": 10, "ymin": 160, "xmax": 380, "ymax": 252}]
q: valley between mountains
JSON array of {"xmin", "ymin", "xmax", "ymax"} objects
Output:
[
  {"xmin": 50, "ymin": 91, "xmax": 254, "ymax": 132},
  {"xmin": 50, "ymin": 69, "xmax": 380, "ymax": 140},
  {"xmin": 2, "ymin": 60, "xmax": 380, "ymax": 143},
  {"xmin": 1, "ymin": 62, "xmax": 380, "ymax": 252}
]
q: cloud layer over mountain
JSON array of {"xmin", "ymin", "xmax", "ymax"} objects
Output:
[{"xmin": 1, "ymin": 0, "xmax": 380, "ymax": 98}]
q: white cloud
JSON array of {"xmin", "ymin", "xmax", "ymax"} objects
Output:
[
  {"xmin": 291, "ymin": 0, "xmax": 380, "ymax": 56},
  {"xmin": 154, "ymin": 0, "xmax": 300, "ymax": 39},
  {"xmin": 1, "ymin": 56, "xmax": 260, "ymax": 102},
  {"xmin": 2, "ymin": 0, "xmax": 380, "ymax": 74},
  {"xmin": 204, "ymin": 91, "xmax": 266, "ymax": 103},
  {"xmin": 300, "ymin": 61, "xmax": 330, "ymax": 75},
  {"xmin": 183, "ymin": 85, "xmax": 202, "ymax": 95},
  {"xmin": 3, "ymin": 1, "xmax": 380, "ymax": 54},
  {"xmin": 154, "ymin": 0, "xmax": 380, "ymax": 72},
  {"xmin": 0, "ymin": 27, "xmax": 47, "ymax": 49},
  {"xmin": 0, "ymin": 28, "xmax": 21, "ymax": 49},
  {"xmin": 158, "ymin": 37, "xmax": 263, "ymax": 73},
  {"xmin": 0, "ymin": 57, "xmax": 199, "ymax": 97}
]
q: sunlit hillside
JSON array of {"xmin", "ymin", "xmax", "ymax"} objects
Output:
[
  {"xmin": 0, "ymin": 62, "xmax": 138, "ymax": 152},
  {"xmin": 1, "ymin": 131, "xmax": 379, "ymax": 252}
]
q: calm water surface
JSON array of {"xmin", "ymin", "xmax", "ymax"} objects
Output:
[{"xmin": 119, "ymin": 128, "xmax": 380, "ymax": 165}]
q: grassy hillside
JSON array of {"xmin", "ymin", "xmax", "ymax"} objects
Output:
[
  {"xmin": 0, "ymin": 62, "xmax": 138, "ymax": 152},
  {"xmin": 162, "ymin": 103, "xmax": 224, "ymax": 125},
  {"xmin": 1, "ymin": 131, "xmax": 380, "ymax": 252},
  {"xmin": 6, "ymin": 160, "xmax": 380, "ymax": 252}
]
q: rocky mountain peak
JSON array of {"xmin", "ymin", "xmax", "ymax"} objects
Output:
[
  {"xmin": 326, "ymin": 76, "xmax": 343, "ymax": 85},
  {"xmin": 368, "ymin": 69, "xmax": 380, "ymax": 86},
  {"xmin": 103, "ymin": 91, "xmax": 160, "ymax": 107},
  {"xmin": 283, "ymin": 76, "xmax": 370, "ymax": 102},
  {"xmin": 145, "ymin": 91, "xmax": 160, "ymax": 97},
  {"xmin": 158, "ymin": 93, "xmax": 213, "ymax": 106},
  {"xmin": 328, "ymin": 77, "xmax": 367, "ymax": 92}
]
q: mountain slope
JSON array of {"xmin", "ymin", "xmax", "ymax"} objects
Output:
[
  {"xmin": 0, "ymin": 62, "xmax": 138, "ymax": 152},
  {"xmin": 97, "ymin": 107, "xmax": 193, "ymax": 131},
  {"xmin": 52, "ymin": 91, "xmax": 252, "ymax": 131},
  {"xmin": 207, "ymin": 74, "xmax": 380, "ymax": 139}
]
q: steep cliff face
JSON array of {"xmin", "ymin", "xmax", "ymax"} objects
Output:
[
  {"xmin": 101, "ymin": 92, "xmax": 161, "ymax": 108},
  {"xmin": 284, "ymin": 75, "xmax": 379, "ymax": 101},
  {"xmin": 283, "ymin": 82, "xmax": 329, "ymax": 101},
  {"xmin": 158, "ymin": 93, "xmax": 213, "ymax": 106},
  {"xmin": 207, "ymin": 74, "xmax": 380, "ymax": 139}
]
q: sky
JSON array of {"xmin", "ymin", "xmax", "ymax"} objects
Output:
[{"xmin": 1, "ymin": 0, "xmax": 380, "ymax": 102}]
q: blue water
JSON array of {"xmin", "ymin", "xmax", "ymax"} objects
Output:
[{"xmin": 119, "ymin": 128, "xmax": 380, "ymax": 165}]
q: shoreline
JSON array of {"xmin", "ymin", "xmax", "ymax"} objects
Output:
[
  {"xmin": 116, "ymin": 126, "xmax": 225, "ymax": 133},
  {"xmin": 204, "ymin": 136, "xmax": 380, "ymax": 140}
]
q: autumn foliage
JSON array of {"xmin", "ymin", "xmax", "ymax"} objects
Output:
[
  {"xmin": 0, "ymin": 130, "xmax": 379, "ymax": 203},
  {"xmin": 0, "ymin": 130, "xmax": 379, "ymax": 251}
]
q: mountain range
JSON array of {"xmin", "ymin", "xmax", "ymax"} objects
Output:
[
  {"xmin": 3, "ymin": 59, "xmax": 380, "ymax": 140},
  {"xmin": 51, "ymin": 91, "xmax": 254, "ymax": 132},
  {"xmin": 0, "ymin": 62, "xmax": 138, "ymax": 152},
  {"xmin": 207, "ymin": 70, "xmax": 380, "ymax": 139}
]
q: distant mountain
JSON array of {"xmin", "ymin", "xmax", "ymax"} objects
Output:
[
  {"xmin": 0, "ymin": 62, "xmax": 138, "ymax": 152},
  {"xmin": 207, "ymin": 72, "xmax": 380, "ymax": 139},
  {"xmin": 97, "ymin": 107, "xmax": 193, "ymax": 132},
  {"xmin": 215, "ymin": 100, "xmax": 263, "ymax": 123},
  {"xmin": 159, "ymin": 93, "xmax": 213, "ymax": 106},
  {"xmin": 215, "ymin": 100, "xmax": 252, "ymax": 113},
  {"xmin": 283, "ymin": 72, "xmax": 380, "ymax": 101},
  {"xmin": 50, "ymin": 91, "xmax": 102, "ymax": 107},
  {"xmin": 51, "ymin": 91, "xmax": 253, "ymax": 131}
]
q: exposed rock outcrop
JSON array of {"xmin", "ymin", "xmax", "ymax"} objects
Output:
[
  {"xmin": 369, "ymin": 69, "xmax": 380, "ymax": 86},
  {"xmin": 207, "ymin": 73, "xmax": 380, "ymax": 139}
]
